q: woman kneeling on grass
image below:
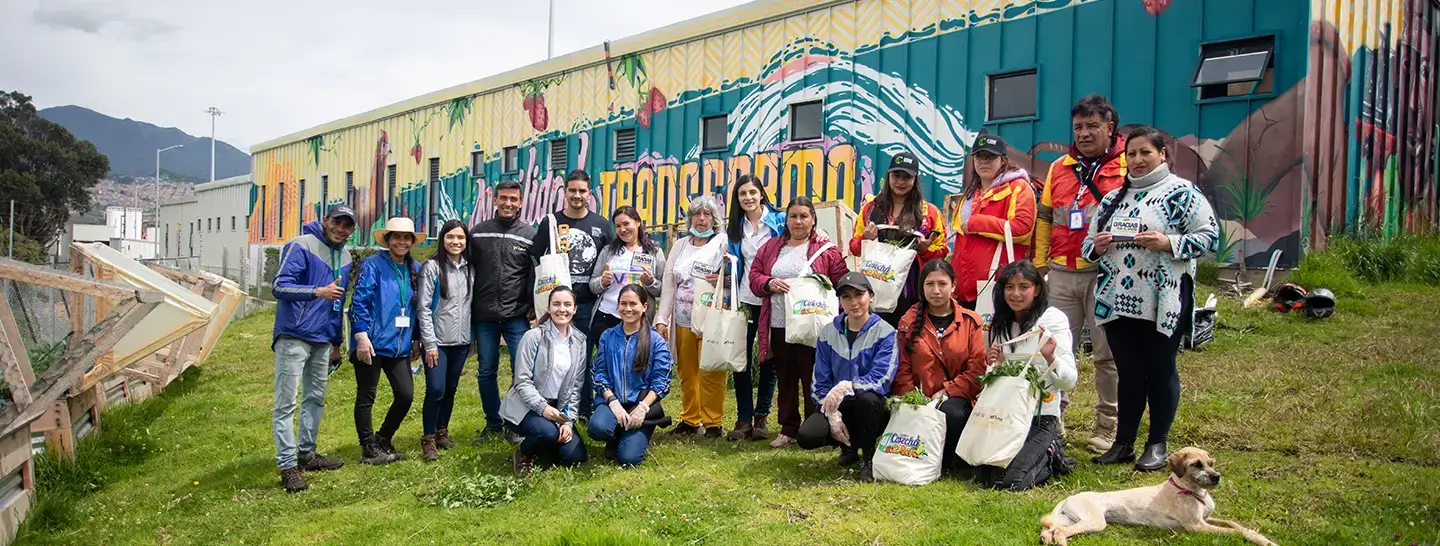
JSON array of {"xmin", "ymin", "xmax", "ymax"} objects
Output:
[
  {"xmin": 350, "ymin": 217, "xmax": 424, "ymax": 465},
  {"xmin": 893, "ymin": 259, "xmax": 987, "ymax": 475},
  {"xmin": 588, "ymin": 285, "xmax": 673, "ymax": 466},
  {"xmin": 976, "ymin": 260, "xmax": 1076, "ymax": 491},
  {"xmin": 796, "ymin": 272, "xmax": 898, "ymax": 482},
  {"xmin": 499, "ymin": 287, "xmax": 589, "ymax": 475}
]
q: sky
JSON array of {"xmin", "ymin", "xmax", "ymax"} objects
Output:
[{"xmin": 0, "ymin": 0, "xmax": 752, "ymax": 151}]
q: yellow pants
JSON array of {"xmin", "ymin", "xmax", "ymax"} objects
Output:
[{"xmin": 674, "ymin": 326, "xmax": 727, "ymax": 428}]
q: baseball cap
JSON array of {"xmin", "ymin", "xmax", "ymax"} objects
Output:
[
  {"xmin": 325, "ymin": 205, "xmax": 356, "ymax": 222},
  {"xmin": 970, "ymin": 132, "xmax": 1007, "ymax": 157},
  {"xmin": 886, "ymin": 151, "xmax": 920, "ymax": 177},
  {"xmin": 835, "ymin": 272, "xmax": 873, "ymax": 295}
]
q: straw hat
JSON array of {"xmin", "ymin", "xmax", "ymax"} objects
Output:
[{"xmin": 372, "ymin": 217, "xmax": 427, "ymax": 246}]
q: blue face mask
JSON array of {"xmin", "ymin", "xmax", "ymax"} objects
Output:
[{"xmin": 690, "ymin": 227, "xmax": 715, "ymax": 238}]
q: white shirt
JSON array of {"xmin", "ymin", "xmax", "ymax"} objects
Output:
[
  {"xmin": 739, "ymin": 216, "xmax": 772, "ymax": 306},
  {"xmin": 537, "ymin": 331, "xmax": 573, "ymax": 400},
  {"xmin": 769, "ymin": 243, "xmax": 813, "ymax": 327},
  {"xmin": 598, "ymin": 247, "xmax": 636, "ymax": 317}
]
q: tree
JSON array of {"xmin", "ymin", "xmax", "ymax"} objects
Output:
[{"xmin": 0, "ymin": 91, "xmax": 109, "ymax": 251}]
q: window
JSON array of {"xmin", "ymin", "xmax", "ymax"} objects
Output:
[
  {"xmin": 702, "ymin": 115, "xmax": 728, "ymax": 151},
  {"xmin": 550, "ymin": 138, "xmax": 568, "ymax": 171},
  {"xmin": 471, "ymin": 150, "xmax": 484, "ymax": 177},
  {"xmin": 386, "ymin": 164, "xmax": 397, "ymax": 215},
  {"xmin": 216, "ymin": 217, "xmax": 221, "ymax": 233},
  {"xmin": 347, "ymin": 170, "xmax": 357, "ymax": 207},
  {"xmin": 502, "ymin": 147, "xmax": 519, "ymax": 173},
  {"xmin": 788, "ymin": 101, "xmax": 824, "ymax": 141},
  {"xmin": 1192, "ymin": 36, "xmax": 1275, "ymax": 100},
  {"xmin": 614, "ymin": 129, "xmax": 637, "ymax": 162},
  {"xmin": 259, "ymin": 190, "xmax": 267, "ymax": 238},
  {"xmin": 320, "ymin": 175, "xmax": 329, "ymax": 211},
  {"xmin": 428, "ymin": 157, "xmax": 441, "ymax": 236},
  {"xmin": 231, "ymin": 216, "xmax": 236, "ymax": 231},
  {"xmin": 207, "ymin": 218, "xmax": 212, "ymax": 232},
  {"xmin": 277, "ymin": 182, "xmax": 286, "ymax": 239},
  {"xmin": 987, "ymin": 69, "xmax": 1038, "ymax": 121},
  {"xmin": 297, "ymin": 178, "xmax": 306, "ymax": 234}
]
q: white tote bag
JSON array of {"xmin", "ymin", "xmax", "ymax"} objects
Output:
[
  {"xmin": 955, "ymin": 329, "xmax": 1053, "ymax": 468},
  {"xmin": 700, "ymin": 258, "xmax": 747, "ymax": 372},
  {"xmin": 784, "ymin": 242, "xmax": 838, "ymax": 348},
  {"xmin": 688, "ymin": 247, "xmax": 725, "ymax": 332},
  {"xmin": 533, "ymin": 214, "xmax": 573, "ymax": 316},
  {"xmin": 873, "ymin": 400, "xmax": 947, "ymax": 486},
  {"xmin": 858, "ymin": 239, "xmax": 917, "ymax": 313},
  {"xmin": 973, "ymin": 222, "xmax": 1015, "ymax": 326}
]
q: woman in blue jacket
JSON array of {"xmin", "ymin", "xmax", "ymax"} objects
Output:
[
  {"xmin": 588, "ymin": 285, "xmax": 673, "ymax": 467},
  {"xmin": 724, "ymin": 174, "xmax": 785, "ymax": 441},
  {"xmin": 350, "ymin": 217, "xmax": 424, "ymax": 465}
]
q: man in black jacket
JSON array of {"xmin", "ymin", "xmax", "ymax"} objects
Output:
[{"xmin": 469, "ymin": 180, "xmax": 536, "ymax": 438}]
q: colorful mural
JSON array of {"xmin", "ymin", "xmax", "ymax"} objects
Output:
[{"xmin": 249, "ymin": 0, "xmax": 1439, "ymax": 265}]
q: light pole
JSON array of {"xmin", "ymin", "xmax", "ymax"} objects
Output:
[
  {"xmin": 205, "ymin": 107, "xmax": 224, "ymax": 183},
  {"xmin": 547, "ymin": 0, "xmax": 555, "ymax": 59},
  {"xmin": 156, "ymin": 144, "xmax": 183, "ymax": 254}
]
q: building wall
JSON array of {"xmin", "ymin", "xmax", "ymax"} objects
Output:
[
  {"xmin": 159, "ymin": 200, "xmax": 200, "ymax": 266},
  {"xmin": 250, "ymin": 0, "xmax": 1438, "ymax": 266},
  {"xmin": 196, "ymin": 180, "xmax": 253, "ymax": 280}
]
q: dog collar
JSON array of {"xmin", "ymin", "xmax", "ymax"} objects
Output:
[{"xmin": 1168, "ymin": 476, "xmax": 1209, "ymax": 503}]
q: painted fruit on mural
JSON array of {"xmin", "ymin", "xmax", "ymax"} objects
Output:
[
  {"xmin": 518, "ymin": 76, "xmax": 565, "ymax": 132},
  {"xmin": 1143, "ymin": 0, "xmax": 1172, "ymax": 16}
]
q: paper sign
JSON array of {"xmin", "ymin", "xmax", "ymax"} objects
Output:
[
  {"xmin": 632, "ymin": 252, "xmax": 655, "ymax": 274},
  {"xmin": 1110, "ymin": 218, "xmax": 1142, "ymax": 240}
]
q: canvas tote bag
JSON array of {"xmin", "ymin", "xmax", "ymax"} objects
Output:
[
  {"xmin": 858, "ymin": 239, "xmax": 917, "ymax": 313},
  {"xmin": 699, "ymin": 257, "xmax": 747, "ymax": 372},
  {"xmin": 973, "ymin": 222, "xmax": 1015, "ymax": 326},
  {"xmin": 784, "ymin": 242, "xmax": 838, "ymax": 347},
  {"xmin": 955, "ymin": 328, "xmax": 1054, "ymax": 468},
  {"xmin": 533, "ymin": 214, "xmax": 573, "ymax": 316},
  {"xmin": 873, "ymin": 400, "xmax": 947, "ymax": 486},
  {"xmin": 688, "ymin": 244, "xmax": 725, "ymax": 331}
]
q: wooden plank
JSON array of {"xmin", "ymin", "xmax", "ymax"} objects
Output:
[
  {"xmin": 0, "ymin": 257, "xmax": 139, "ymax": 302},
  {"xmin": 117, "ymin": 367, "xmax": 162, "ymax": 384},
  {"xmin": 68, "ymin": 255, "xmax": 87, "ymax": 336},
  {"xmin": 0, "ymin": 298, "xmax": 33, "ymax": 408}
]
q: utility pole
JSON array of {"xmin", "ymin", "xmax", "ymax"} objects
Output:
[
  {"xmin": 547, "ymin": 0, "xmax": 556, "ymax": 59},
  {"xmin": 205, "ymin": 107, "xmax": 224, "ymax": 183}
]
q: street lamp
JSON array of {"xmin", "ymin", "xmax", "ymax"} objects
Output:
[
  {"xmin": 205, "ymin": 107, "xmax": 224, "ymax": 183},
  {"xmin": 156, "ymin": 144, "xmax": 183, "ymax": 255}
]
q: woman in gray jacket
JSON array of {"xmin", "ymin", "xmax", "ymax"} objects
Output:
[
  {"xmin": 417, "ymin": 220, "xmax": 473, "ymax": 461},
  {"xmin": 499, "ymin": 286, "xmax": 589, "ymax": 475}
]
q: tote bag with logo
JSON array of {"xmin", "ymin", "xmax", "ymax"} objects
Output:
[
  {"xmin": 859, "ymin": 239, "xmax": 917, "ymax": 313},
  {"xmin": 973, "ymin": 222, "xmax": 1015, "ymax": 326},
  {"xmin": 700, "ymin": 258, "xmax": 747, "ymax": 372},
  {"xmin": 688, "ymin": 246, "xmax": 725, "ymax": 331},
  {"xmin": 873, "ymin": 400, "xmax": 947, "ymax": 486},
  {"xmin": 533, "ymin": 214, "xmax": 573, "ymax": 316},
  {"xmin": 955, "ymin": 328, "xmax": 1052, "ymax": 468},
  {"xmin": 784, "ymin": 242, "xmax": 838, "ymax": 348}
]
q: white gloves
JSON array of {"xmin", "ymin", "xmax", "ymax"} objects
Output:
[
  {"xmin": 931, "ymin": 389, "xmax": 950, "ymax": 404},
  {"xmin": 353, "ymin": 332, "xmax": 374, "ymax": 364},
  {"xmin": 608, "ymin": 399, "xmax": 631, "ymax": 429},
  {"xmin": 827, "ymin": 410, "xmax": 851, "ymax": 446},
  {"xmin": 821, "ymin": 381, "xmax": 854, "ymax": 415},
  {"xmin": 626, "ymin": 402, "xmax": 649, "ymax": 430}
]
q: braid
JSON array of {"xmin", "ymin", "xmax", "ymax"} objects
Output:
[{"xmin": 902, "ymin": 303, "xmax": 926, "ymax": 353}]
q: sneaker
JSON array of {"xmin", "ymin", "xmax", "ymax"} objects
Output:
[
  {"xmin": 769, "ymin": 434, "xmax": 792, "ymax": 449},
  {"xmin": 360, "ymin": 437, "xmax": 399, "ymax": 465},
  {"xmin": 725, "ymin": 421, "xmax": 753, "ymax": 441},
  {"xmin": 297, "ymin": 452, "xmax": 344, "ymax": 472},
  {"xmin": 512, "ymin": 447, "xmax": 536, "ymax": 476},
  {"xmin": 837, "ymin": 446, "xmax": 860, "ymax": 467},
  {"xmin": 280, "ymin": 467, "xmax": 308, "ymax": 493},
  {"xmin": 435, "ymin": 428, "xmax": 456, "ymax": 450},
  {"xmin": 748, "ymin": 416, "xmax": 770, "ymax": 441},
  {"xmin": 704, "ymin": 426, "xmax": 723, "ymax": 439},
  {"xmin": 858, "ymin": 460, "xmax": 875, "ymax": 482},
  {"xmin": 505, "ymin": 429, "xmax": 524, "ymax": 446},
  {"xmin": 1087, "ymin": 425, "xmax": 1117, "ymax": 454},
  {"xmin": 378, "ymin": 435, "xmax": 406, "ymax": 461},
  {"xmin": 420, "ymin": 435, "xmax": 439, "ymax": 462},
  {"xmin": 668, "ymin": 423, "xmax": 701, "ymax": 437}
]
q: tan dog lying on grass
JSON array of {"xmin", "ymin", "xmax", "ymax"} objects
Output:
[{"xmin": 1040, "ymin": 447, "xmax": 1277, "ymax": 545}]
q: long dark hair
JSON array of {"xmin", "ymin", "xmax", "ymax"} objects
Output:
[
  {"xmin": 540, "ymin": 285, "xmax": 575, "ymax": 325},
  {"xmin": 870, "ymin": 169, "xmax": 926, "ymax": 233},
  {"xmin": 903, "ymin": 259, "xmax": 956, "ymax": 353},
  {"xmin": 430, "ymin": 219, "xmax": 469, "ymax": 300},
  {"xmin": 606, "ymin": 205, "xmax": 660, "ymax": 255},
  {"xmin": 780, "ymin": 196, "xmax": 817, "ymax": 241},
  {"xmin": 1095, "ymin": 126, "xmax": 1166, "ymax": 232},
  {"xmin": 618, "ymin": 284, "xmax": 652, "ymax": 374},
  {"xmin": 988, "ymin": 261, "xmax": 1049, "ymax": 344},
  {"xmin": 726, "ymin": 174, "xmax": 771, "ymax": 242}
]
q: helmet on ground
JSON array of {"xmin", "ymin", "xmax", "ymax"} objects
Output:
[
  {"xmin": 1273, "ymin": 283, "xmax": 1307, "ymax": 312},
  {"xmin": 1302, "ymin": 288, "xmax": 1336, "ymax": 319}
]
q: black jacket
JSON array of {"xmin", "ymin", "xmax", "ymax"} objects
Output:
[{"xmin": 469, "ymin": 216, "xmax": 537, "ymax": 322}]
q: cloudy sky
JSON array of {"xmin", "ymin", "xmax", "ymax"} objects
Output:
[{"xmin": 1, "ymin": 0, "xmax": 751, "ymax": 151}]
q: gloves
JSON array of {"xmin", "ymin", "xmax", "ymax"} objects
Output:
[
  {"xmin": 626, "ymin": 402, "xmax": 649, "ymax": 430},
  {"xmin": 827, "ymin": 410, "xmax": 851, "ymax": 446},
  {"xmin": 354, "ymin": 332, "xmax": 374, "ymax": 365},
  {"xmin": 608, "ymin": 399, "xmax": 631, "ymax": 430},
  {"xmin": 821, "ymin": 381, "xmax": 854, "ymax": 415},
  {"xmin": 931, "ymin": 389, "xmax": 950, "ymax": 404}
]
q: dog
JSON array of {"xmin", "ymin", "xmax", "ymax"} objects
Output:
[{"xmin": 1040, "ymin": 447, "xmax": 1277, "ymax": 545}]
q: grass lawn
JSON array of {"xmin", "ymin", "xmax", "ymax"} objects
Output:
[{"xmin": 15, "ymin": 283, "xmax": 1440, "ymax": 545}]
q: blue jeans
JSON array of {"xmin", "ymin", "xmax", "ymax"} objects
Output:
[
  {"xmin": 473, "ymin": 318, "xmax": 530, "ymax": 430},
  {"xmin": 272, "ymin": 338, "xmax": 331, "ymax": 470},
  {"xmin": 587, "ymin": 405, "xmax": 655, "ymax": 466},
  {"xmin": 505, "ymin": 410, "xmax": 587, "ymax": 465},
  {"xmin": 573, "ymin": 300, "xmax": 601, "ymax": 416},
  {"xmin": 422, "ymin": 344, "xmax": 469, "ymax": 435},
  {"xmin": 733, "ymin": 304, "xmax": 776, "ymax": 423}
]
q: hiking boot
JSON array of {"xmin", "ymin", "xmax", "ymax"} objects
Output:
[
  {"xmin": 858, "ymin": 460, "xmax": 875, "ymax": 483},
  {"xmin": 1135, "ymin": 442, "xmax": 1168, "ymax": 472},
  {"xmin": 360, "ymin": 437, "xmax": 399, "ymax": 465},
  {"xmin": 420, "ymin": 435, "xmax": 439, "ymax": 462},
  {"xmin": 725, "ymin": 421, "xmax": 753, "ymax": 441},
  {"xmin": 378, "ymin": 435, "xmax": 406, "ymax": 461},
  {"xmin": 1092, "ymin": 443, "xmax": 1136, "ymax": 465},
  {"xmin": 704, "ymin": 426, "xmax": 723, "ymax": 439},
  {"xmin": 838, "ymin": 446, "xmax": 860, "ymax": 467},
  {"xmin": 280, "ymin": 467, "xmax": 308, "ymax": 493},
  {"xmin": 512, "ymin": 447, "xmax": 536, "ymax": 476},
  {"xmin": 748, "ymin": 415, "xmax": 770, "ymax": 441},
  {"xmin": 435, "ymin": 428, "xmax": 456, "ymax": 450},
  {"xmin": 1087, "ymin": 425, "xmax": 1116, "ymax": 454},
  {"xmin": 473, "ymin": 426, "xmax": 504, "ymax": 445},
  {"xmin": 298, "ymin": 451, "xmax": 344, "ymax": 472},
  {"xmin": 504, "ymin": 429, "xmax": 524, "ymax": 446},
  {"xmin": 668, "ymin": 422, "xmax": 701, "ymax": 437}
]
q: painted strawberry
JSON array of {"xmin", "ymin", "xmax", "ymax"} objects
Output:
[
  {"xmin": 648, "ymin": 87, "xmax": 666, "ymax": 113},
  {"xmin": 410, "ymin": 143, "xmax": 422, "ymax": 164},
  {"xmin": 637, "ymin": 106, "xmax": 651, "ymax": 129},
  {"xmin": 523, "ymin": 94, "xmax": 536, "ymax": 112},
  {"xmin": 1142, "ymin": 0, "xmax": 1172, "ymax": 16},
  {"xmin": 530, "ymin": 103, "xmax": 549, "ymax": 132}
]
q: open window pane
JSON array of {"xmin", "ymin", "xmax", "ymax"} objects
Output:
[
  {"xmin": 702, "ymin": 115, "xmax": 728, "ymax": 150},
  {"xmin": 1193, "ymin": 36, "xmax": 1275, "ymax": 100},
  {"xmin": 988, "ymin": 70, "xmax": 1038, "ymax": 121},
  {"xmin": 1193, "ymin": 51, "xmax": 1270, "ymax": 86}
]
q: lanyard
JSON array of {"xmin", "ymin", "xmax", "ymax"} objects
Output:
[{"xmin": 390, "ymin": 260, "xmax": 410, "ymax": 318}]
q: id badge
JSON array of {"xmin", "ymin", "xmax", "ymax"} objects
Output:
[
  {"xmin": 1068, "ymin": 208, "xmax": 1085, "ymax": 230},
  {"xmin": 1110, "ymin": 218, "xmax": 1142, "ymax": 241},
  {"xmin": 395, "ymin": 315, "xmax": 411, "ymax": 329}
]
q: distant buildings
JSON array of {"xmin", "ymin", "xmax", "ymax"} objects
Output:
[
  {"xmin": 158, "ymin": 175, "xmax": 256, "ymax": 285},
  {"xmin": 61, "ymin": 206, "xmax": 157, "ymax": 262}
]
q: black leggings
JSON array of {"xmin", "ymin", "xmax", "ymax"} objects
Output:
[
  {"xmin": 972, "ymin": 415, "xmax": 1063, "ymax": 491},
  {"xmin": 1104, "ymin": 317, "xmax": 1183, "ymax": 446},
  {"xmin": 354, "ymin": 356, "xmax": 415, "ymax": 443},
  {"xmin": 938, "ymin": 397, "xmax": 973, "ymax": 472},
  {"xmin": 796, "ymin": 391, "xmax": 890, "ymax": 461}
]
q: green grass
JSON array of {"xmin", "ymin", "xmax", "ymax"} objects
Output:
[{"xmin": 15, "ymin": 285, "xmax": 1440, "ymax": 545}]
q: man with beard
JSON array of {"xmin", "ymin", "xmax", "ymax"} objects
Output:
[
  {"xmin": 470, "ymin": 180, "xmax": 538, "ymax": 440},
  {"xmin": 530, "ymin": 169, "xmax": 613, "ymax": 419}
]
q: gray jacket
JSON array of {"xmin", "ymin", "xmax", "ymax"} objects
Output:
[
  {"xmin": 588, "ymin": 244, "xmax": 666, "ymax": 322},
  {"xmin": 418, "ymin": 256, "xmax": 473, "ymax": 350},
  {"xmin": 499, "ymin": 321, "xmax": 588, "ymax": 425}
]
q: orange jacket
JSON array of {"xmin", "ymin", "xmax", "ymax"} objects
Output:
[
  {"xmin": 949, "ymin": 170, "xmax": 1036, "ymax": 303},
  {"xmin": 892, "ymin": 301, "xmax": 986, "ymax": 402},
  {"xmin": 849, "ymin": 198, "xmax": 949, "ymax": 263},
  {"xmin": 1033, "ymin": 138, "xmax": 1127, "ymax": 270}
]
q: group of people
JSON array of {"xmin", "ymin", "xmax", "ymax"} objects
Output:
[{"xmin": 268, "ymin": 93, "xmax": 1219, "ymax": 494}]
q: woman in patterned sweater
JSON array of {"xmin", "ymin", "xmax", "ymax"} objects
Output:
[{"xmin": 1080, "ymin": 126, "xmax": 1218, "ymax": 472}]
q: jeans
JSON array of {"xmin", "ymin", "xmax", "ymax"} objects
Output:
[
  {"xmin": 506, "ymin": 410, "xmax": 587, "ymax": 465},
  {"xmin": 972, "ymin": 416, "xmax": 1063, "ymax": 491},
  {"xmin": 473, "ymin": 318, "xmax": 530, "ymax": 430},
  {"xmin": 796, "ymin": 390, "xmax": 891, "ymax": 461},
  {"xmin": 422, "ymin": 345, "xmax": 469, "ymax": 435},
  {"xmin": 587, "ymin": 404, "xmax": 656, "ymax": 466},
  {"xmin": 733, "ymin": 304, "xmax": 776, "ymax": 424},
  {"xmin": 272, "ymin": 338, "xmax": 332, "ymax": 470},
  {"xmin": 354, "ymin": 355, "xmax": 415, "ymax": 443},
  {"xmin": 588, "ymin": 311, "xmax": 622, "ymax": 413},
  {"xmin": 573, "ymin": 300, "xmax": 597, "ymax": 417}
]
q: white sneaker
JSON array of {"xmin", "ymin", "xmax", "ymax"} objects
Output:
[{"xmin": 770, "ymin": 434, "xmax": 792, "ymax": 448}]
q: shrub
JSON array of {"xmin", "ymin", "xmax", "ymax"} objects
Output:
[
  {"xmin": 1195, "ymin": 259, "xmax": 1221, "ymax": 285},
  {"xmin": 1290, "ymin": 251, "xmax": 1362, "ymax": 297},
  {"xmin": 425, "ymin": 474, "xmax": 527, "ymax": 509}
]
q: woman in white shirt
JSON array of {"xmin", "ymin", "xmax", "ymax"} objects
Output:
[
  {"xmin": 656, "ymin": 195, "xmax": 729, "ymax": 438},
  {"xmin": 723, "ymin": 174, "xmax": 785, "ymax": 441},
  {"xmin": 589, "ymin": 206, "xmax": 666, "ymax": 417},
  {"xmin": 499, "ymin": 287, "xmax": 589, "ymax": 475}
]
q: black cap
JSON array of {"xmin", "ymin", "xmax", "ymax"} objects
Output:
[
  {"xmin": 886, "ymin": 151, "xmax": 919, "ymax": 177},
  {"xmin": 835, "ymin": 272, "xmax": 873, "ymax": 295},
  {"xmin": 325, "ymin": 205, "xmax": 356, "ymax": 221},
  {"xmin": 970, "ymin": 132, "xmax": 1007, "ymax": 157}
]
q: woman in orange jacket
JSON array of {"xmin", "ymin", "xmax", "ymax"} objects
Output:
[
  {"xmin": 850, "ymin": 150, "xmax": 949, "ymax": 327},
  {"xmin": 951, "ymin": 132, "xmax": 1036, "ymax": 309},
  {"xmin": 893, "ymin": 259, "xmax": 987, "ymax": 473}
]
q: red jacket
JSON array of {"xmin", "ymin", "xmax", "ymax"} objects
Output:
[
  {"xmin": 950, "ymin": 169, "xmax": 1036, "ymax": 303},
  {"xmin": 749, "ymin": 233, "xmax": 850, "ymax": 361},
  {"xmin": 1033, "ymin": 137, "xmax": 1127, "ymax": 270},
  {"xmin": 892, "ymin": 301, "xmax": 986, "ymax": 402}
]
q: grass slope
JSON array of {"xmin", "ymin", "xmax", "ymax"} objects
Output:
[{"xmin": 16, "ymin": 284, "xmax": 1440, "ymax": 545}]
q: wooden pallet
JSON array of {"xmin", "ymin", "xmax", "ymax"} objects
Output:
[{"xmin": 0, "ymin": 427, "xmax": 34, "ymax": 545}]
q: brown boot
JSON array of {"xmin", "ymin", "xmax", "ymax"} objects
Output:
[
  {"xmin": 435, "ymin": 428, "xmax": 456, "ymax": 450},
  {"xmin": 421, "ymin": 435, "xmax": 439, "ymax": 462},
  {"xmin": 280, "ymin": 467, "xmax": 308, "ymax": 493},
  {"xmin": 747, "ymin": 415, "xmax": 770, "ymax": 441},
  {"xmin": 725, "ymin": 421, "xmax": 753, "ymax": 441}
]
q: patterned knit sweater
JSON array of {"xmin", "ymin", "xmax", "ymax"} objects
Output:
[{"xmin": 1080, "ymin": 164, "xmax": 1218, "ymax": 336}]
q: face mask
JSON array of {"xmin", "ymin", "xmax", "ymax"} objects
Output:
[{"xmin": 690, "ymin": 227, "xmax": 714, "ymax": 238}]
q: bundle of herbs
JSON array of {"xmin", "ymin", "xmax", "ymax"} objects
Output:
[
  {"xmin": 977, "ymin": 360, "xmax": 1047, "ymax": 399},
  {"xmin": 886, "ymin": 387, "xmax": 932, "ymax": 412}
]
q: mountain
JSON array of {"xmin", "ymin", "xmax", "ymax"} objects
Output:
[{"xmin": 38, "ymin": 105, "xmax": 250, "ymax": 182}]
